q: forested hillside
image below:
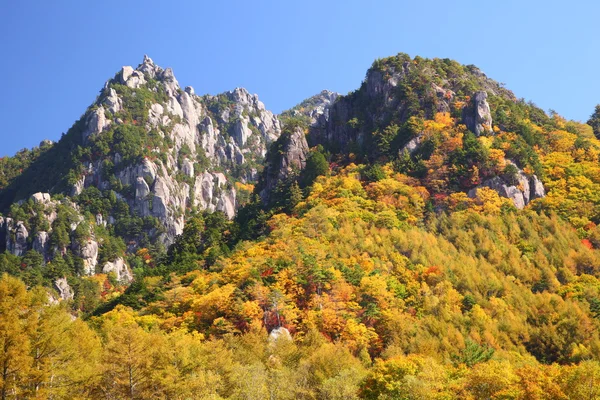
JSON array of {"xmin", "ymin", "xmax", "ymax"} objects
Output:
[{"xmin": 2, "ymin": 53, "xmax": 600, "ymax": 399}]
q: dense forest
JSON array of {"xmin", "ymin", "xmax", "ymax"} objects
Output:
[{"xmin": 2, "ymin": 53, "xmax": 600, "ymax": 399}]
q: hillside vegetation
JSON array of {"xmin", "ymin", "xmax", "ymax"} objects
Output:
[{"xmin": 2, "ymin": 53, "xmax": 600, "ymax": 399}]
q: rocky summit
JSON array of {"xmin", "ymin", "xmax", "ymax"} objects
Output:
[{"xmin": 3, "ymin": 52, "xmax": 600, "ymax": 399}]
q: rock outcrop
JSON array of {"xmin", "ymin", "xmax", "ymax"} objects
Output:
[
  {"xmin": 260, "ymin": 127, "xmax": 309, "ymax": 203},
  {"xmin": 102, "ymin": 257, "xmax": 133, "ymax": 284},
  {"xmin": 0, "ymin": 193, "xmax": 130, "ymax": 282},
  {"xmin": 463, "ymin": 91, "xmax": 493, "ymax": 136},
  {"xmin": 73, "ymin": 239, "xmax": 98, "ymax": 275},
  {"xmin": 468, "ymin": 161, "xmax": 546, "ymax": 209},
  {"xmin": 33, "ymin": 231, "xmax": 50, "ymax": 261},
  {"xmin": 400, "ymin": 134, "xmax": 424, "ymax": 155},
  {"xmin": 0, "ymin": 218, "xmax": 29, "ymax": 257},
  {"xmin": 54, "ymin": 278, "xmax": 74, "ymax": 301}
]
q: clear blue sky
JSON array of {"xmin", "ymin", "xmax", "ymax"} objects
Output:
[{"xmin": 2, "ymin": 0, "xmax": 599, "ymax": 157}]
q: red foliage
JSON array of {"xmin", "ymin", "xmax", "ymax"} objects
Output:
[
  {"xmin": 582, "ymin": 239, "xmax": 594, "ymax": 250},
  {"xmin": 424, "ymin": 265, "xmax": 441, "ymax": 276}
]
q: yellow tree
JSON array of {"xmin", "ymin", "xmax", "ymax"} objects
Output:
[
  {"xmin": 97, "ymin": 307, "xmax": 156, "ymax": 399},
  {"xmin": 0, "ymin": 274, "xmax": 34, "ymax": 400}
]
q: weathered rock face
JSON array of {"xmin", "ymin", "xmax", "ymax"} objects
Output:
[
  {"xmin": 102, "ymin": 257, "xmax": 133, "ymax": 284},
  {"xmin": 260, "ymin": 127, "xmax": 309, "ymax": 203},
  {"xmin": 1, "ymin": 193, "xmax": 62, "ymax": 257},
  {"xmin": 468, "ymin": 161, "xmax": 546, "ymax": 209},
  {"xmin": 530, "ymin": 175, "xmax": 546, "ymax": 200},
  {"xmin": 400, "ymin": 134, "xmax": 424, "ymax": 155},
  {"xmin": 1, "ymin": 218, "xmax": 29, "ymax": 257},
  {"xmin": 31, "ymin": 192, "xmax": 51, "ymax": 204},
  {"xmin": 33, "ymin": 231, "xmax": 50, "ymax": 261},
  {"xmin": 54, "ymin": 278, "xmax": 74, "ymax": 301},
  {"xmin": 70, "ymin": 55, "xmax": 281, "ymax": 245},
  {"xmin": 463, "ymin": 91, "xmax": 493, "ymax": 136},
  {"xmin": 72, "ymin": 239, "xmax": 98, "ymax": 275},
  {"xmin": 0, "ymin": 193, "xmax": 136, "ymax": 281}
]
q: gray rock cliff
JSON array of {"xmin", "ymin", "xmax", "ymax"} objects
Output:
[
  {"xmin": 463, "ymin": 91, "xmax": 493, "ymax": 136},
  {"xmin": 260, "ymin": 127, "xmax": 309, "ymax": 203}
]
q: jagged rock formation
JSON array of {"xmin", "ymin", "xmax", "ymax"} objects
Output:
[
  {"xmin": 259, "ymin": 127, "xmax": 309, "ymax": 203},
  {"xmin": 0, "ymin": 192, "xmax": 131, "ymax": 279},
  {"xmin": 70, "ymin": 55, "xmax": 281, "ymax": 245},
  {"xmin": 463, "ymin": 91, "xmax": 493, "ymax": 136},
  {"xmin": 468, "ymin": 161, "xmax": 546, "ymax": 209},
  {"xmin": 102, "ymin": 257, "xmax": 133, "ymax": 284}
]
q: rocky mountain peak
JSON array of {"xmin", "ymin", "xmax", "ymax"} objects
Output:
[{"xmin": 1, "ymin": 56, "xmax": 284, "ymax": 250}]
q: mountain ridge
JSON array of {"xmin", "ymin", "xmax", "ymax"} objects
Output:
[{"xmin": 2, "ymin": 51, "xmax": 600, "ymax": 398}]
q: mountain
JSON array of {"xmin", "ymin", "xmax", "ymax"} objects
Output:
[
  {"xmin": 2, "ymin": 52, "xmax": 600, "ymax": 398},
  {"xmin": 0, "ymin": 56, "xmax": 285, "ymax": 296}
]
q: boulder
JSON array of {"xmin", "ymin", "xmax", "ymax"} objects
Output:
[
  {"xmin": 148, "ymin": 103, "xmax": 165, "ymax": 127},
  {"xmin": 120, "ymin": 66, "xmax": 146, "ymax": 89},
  {"xmin": 160, "ymin": 67, "xmax": 179, "ymax": 96},
  {"xmin": 138, "ymin": 55, "xmax": 161, "ymax": 79},
  {"xmin": 82, "ymin": 107, "xmax": 108, "ymax": 142},
  {"xmin": 103, "ymin": 87, "xmax": 122, "ymax": 114},
  {"xmin": 30, "ymin": 192, "xmax": 51, "ymax": 204},
  {"xmin": 269, "ymin": 327, "xmax": 292, "ymax": 343},
  {"xmin": 120, "ymin": 66, "xmax": 134, "ymax": 83}
]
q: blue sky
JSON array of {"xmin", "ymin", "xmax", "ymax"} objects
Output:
[{"xmin": 1, "ymin": 0, "xmax": 599, "ymax": 157}]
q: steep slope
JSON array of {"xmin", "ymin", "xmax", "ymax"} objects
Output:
[
  {"xmin": 0, "ymin": 56, "xmax": 282, "ymax": 306},
  {"xmin": 309, "ymin": 54, "xmax": 513, "ymax": 152},
  {"xmin": 0, "ymin": 56, "xmax": 281, "ymax": 246},
  {"xmin": 265, "ymin": 54, "xmax": 563, "ymax": 211},
  {"xmin": 4, "ymin": 52, "xmax": 600, "ymax": 398}
]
